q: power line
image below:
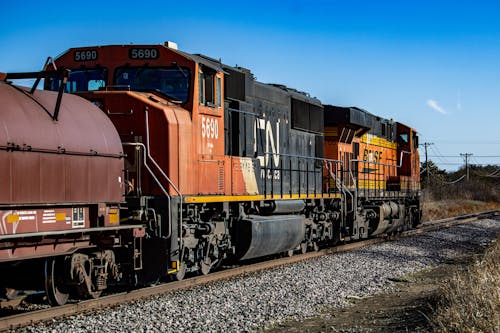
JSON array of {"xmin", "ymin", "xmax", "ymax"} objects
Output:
[
  {"xmin": 428, "ymin": 155, "xmax": 500, "ymax": 158},
  {"xmin": 429, "ymin": 145, "xmax": 449, "ymax": 165},
  {"xmin": 460, "ymin": 153, "xmax": 473, "ymax": 181},
  {"xmin": 419, "ymin": 142, "xmax": 433, "ymax": 188},
  {"xmin": 428, "ymin": 140, "xmax": 500, "ymax": 144}
]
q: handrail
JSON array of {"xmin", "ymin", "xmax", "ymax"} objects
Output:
[
  {"xmin": 144, "ymin": 110, "xmax": 184, "ymax": 249},
  {"xmin": 351, "ymin": 149, "xmax": 418, "ymax": 194},
  {"xmin": 325, "ymin": 160, "xmax": 355, "ymax": 214},
  {"xmin": 351, "ymin": 149, "xmax": 411, "ymax": 169},
  {"xmin": 348, "ymin": 169, "xmax": 357, "ymax": 214},
  {"xmin": 122, "ymin": 142, "xmax": 171, "ymax": 239}
]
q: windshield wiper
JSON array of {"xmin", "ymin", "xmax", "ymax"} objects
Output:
[{"xmin": 172, "ymin": 62, "xmax": 188, "ymax": 78}]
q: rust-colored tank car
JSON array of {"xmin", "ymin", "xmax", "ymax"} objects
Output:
[{"xmin": 0, "ymin": 72, "xmax": 145, "ymax": 305}]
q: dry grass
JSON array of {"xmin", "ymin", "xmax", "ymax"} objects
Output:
[
  {"xmin": 422, "ymin": 199, "xmax": 500, "ymax": 222},
  {"xmin": 422, "ymin": 178, "xmax": 500, "ymax": 221},
  {"xmin": 429, "ymin": 237, "xmax": 500, "ymax": 332}
]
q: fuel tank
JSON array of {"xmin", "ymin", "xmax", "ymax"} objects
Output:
[
  {"xmin": 233, "ymin": 214, "xmax": 306, "ymax": 260},
  {"xmin": 0, "ymin": 82, "xmax": 124, "ymax": 204},
  {"xmin": 258, "ymin": 200, "xmax": 306, "ymax": 215},
  {"xmin": 368, "ymin": 202, "xmax": 406, "ymax": 236}
]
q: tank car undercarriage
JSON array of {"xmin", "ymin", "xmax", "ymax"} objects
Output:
[{"xmin": 0, "ymin": 226, "xmax": 146, "ymax": 306}]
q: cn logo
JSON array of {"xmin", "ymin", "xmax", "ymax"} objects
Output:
[{"xmin": 254, "ymin": 118, "xmax": 280, "ymax": 168}]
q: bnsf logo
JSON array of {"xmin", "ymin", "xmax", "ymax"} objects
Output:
[{"xmin": 363, "ymin": 148, "xmax": 382, "ymax": 163}]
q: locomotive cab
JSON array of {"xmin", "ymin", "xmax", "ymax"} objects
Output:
[{"xmin": 396, "ymin": 122, "xmax": 420, "ymax": 191}]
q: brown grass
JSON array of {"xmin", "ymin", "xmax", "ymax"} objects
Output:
[
  {"xmin": 422, "ymin": 199, "xmax": 500, "ymax": 222},
  {"xmin": 429, "ymin": 237, "xmax": 500, "ymax": 332}
]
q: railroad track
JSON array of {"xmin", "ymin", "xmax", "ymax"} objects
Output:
[{"xmin": 1, "ymin": 210, "xmax": 497, "ymax": 332}]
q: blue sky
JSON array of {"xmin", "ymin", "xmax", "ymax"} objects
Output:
[{"xmin": 1, "ymin": 0, "xmax": 499, "ymax": 170}]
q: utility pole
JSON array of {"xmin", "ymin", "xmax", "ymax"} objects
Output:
[
  {"xmin": 460, "ymin": 153, "xmax": 473, "ymax": 181},
  {"xmin": 420, "ymin": 142, "xmax": 434, "ymax": 188}
]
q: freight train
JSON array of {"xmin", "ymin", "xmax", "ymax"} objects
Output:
[{"xmin": 0, "ymin": 43, "xmax": 421, "ymax": 305}]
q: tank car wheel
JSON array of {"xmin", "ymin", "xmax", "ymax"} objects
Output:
[
  {"xmin": 313, "ymin": 242, "xmax": 320, "ymax": 252},
  {"xmin": 300, "ymin": 242, "xmax": 308, "ymax": 254},
  {"xmin": 287, "ymin": 249, "xmax": 294, "ymax": 257},
  {"xmin": 199, "ymin": 258, "xmax": 212, "ymax": 275},
  {"xmin": 76, "ymin": 285, "xmax": 102, "ymax": 300},
  {"xmin": 44, "ymin": 257, "xmax": 70, "ymax": 306},
  {"xmin": 3, "ymin": 288, "xmax": 19, "ymax": 300}
]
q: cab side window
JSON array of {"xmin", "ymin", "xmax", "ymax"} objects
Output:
[{"xmin": 199, "ymin": 68, "xmax": 215, "ymax": 107}]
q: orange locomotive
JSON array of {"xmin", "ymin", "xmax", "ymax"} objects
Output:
[{"xmin": 0, "ymin": 42, "xmax": 421, "ymax": 305}]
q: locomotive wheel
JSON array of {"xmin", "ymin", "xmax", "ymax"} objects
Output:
[
  {"xmin": 174, "ymin": 262, "xmax": 186, "ymax": 281},
  {"xmin": 44, "ymin": 257, "xmax": 69, "ymax": 306},
  {"xmin": 199, "ymin": 258, "xmax": 211, "ymax": 275}
]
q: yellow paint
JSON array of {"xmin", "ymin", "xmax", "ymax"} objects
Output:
[
  {"xmin": 358, "ymin": 179, "xmax": 387, "ymax": 189},
  {"xmin": 55, "ymin": 213, "xmax": 66, "ymax": 221},
  {"xmin": 6, "ymin": 214, "xmax": 19, "ymax": 223},
  {"xmin": 240, "ymin": 157, "xmax": 259, "ymax": 194},
  {"xmin": 167, "ymin": 261, "xmax": 179, "ymax": 274},
  {"xmin": 109, "ymin": 212, "xmax": 119, "ymax": 224},
  {"xmin": 184, "ymin": 193, "xmax": 341, "ymax": 203},
  {"xmin": 360, "ymin": 134, "xmax": 396, "ymax": 149}
]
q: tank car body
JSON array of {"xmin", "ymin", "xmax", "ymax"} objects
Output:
[{"xmin": 0, "ymin": 72, "xmax": 146, "ymax": 305}]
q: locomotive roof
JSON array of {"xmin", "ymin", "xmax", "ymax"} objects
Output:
[{"xmin": 324, "ymin": 105, "xmax": 388, "ymax": 128}]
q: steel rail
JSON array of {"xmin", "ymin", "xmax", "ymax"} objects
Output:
[{"xmin": 0, "ymin": 210, "xmax": 497, "ymax": 332}]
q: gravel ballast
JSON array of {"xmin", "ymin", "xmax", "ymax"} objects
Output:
[{"xmin": 19, "ymin": 218, "xmax": 499, "ymax": 333}]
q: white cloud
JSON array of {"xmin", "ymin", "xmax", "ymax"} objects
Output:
[{"xmin": 427, "ymin": 99, "xmax": 447, "ymax": 114}]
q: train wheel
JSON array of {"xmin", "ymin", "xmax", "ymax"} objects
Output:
[
  {"xmin": 199, "ymin": 258, "xmax": 211, "ymax": 275},
  {"xmin": 313, "ymin": 242, "xmax": 320, "ymax": 252},
  {"xmin": 300, "ymin": 242, "xmax": 308, "ymax": 254},
  {"xmin": 174, "ymin": 262, "xmax": 186, "ymax": 281},
  {"xmin": 77, "ymin": 285, "xmax": 102, "ymax": 300},
  {"xmin": 287, "ymin": 249, "xmax": 294, "ymax": 257},
  {"xmin": 3, "ymin": 288, "xmax": 19, "ymax": 300},
  {"xmin": 44, "ymin": 257, "xmax": 69, "ymax": 306}
]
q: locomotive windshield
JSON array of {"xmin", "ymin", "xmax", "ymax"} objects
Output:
[
  {"xmin": 46, "ymin": 68, "xmax": 107, "ymax": 92},
  {"xmin": 114, "ymin": 66, "xmax": 191, "ymax": 103}
]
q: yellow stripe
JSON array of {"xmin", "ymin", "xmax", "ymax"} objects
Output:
[
  {"xmin": 358, "ymin": 179, "xmax": 387, "ymax": 189},
  {"xmin": 360, "ymin": 134, "xmax": 396, "ymax": 149},
  {"xmin": 184, "ymin": 193, "xmax": 341, "ymax": 203}
]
